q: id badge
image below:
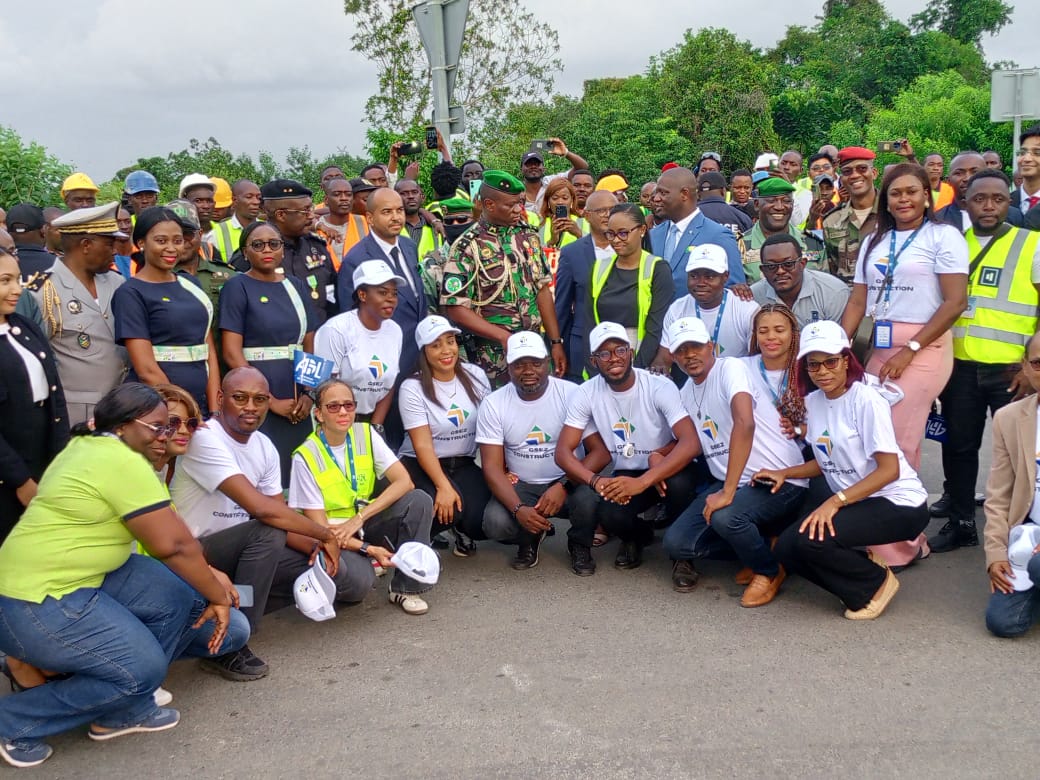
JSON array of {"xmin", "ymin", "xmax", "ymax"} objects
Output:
[
  {"xmin": 873, "ymin": 320, "xmax": 893, "ymax": 349},
  {"xmin": 963, "ymin": 296, "xmax": 977, "ymax": 319}
]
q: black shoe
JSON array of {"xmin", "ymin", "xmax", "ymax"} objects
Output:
[
  {"xmin": 510, "ymin": 537, "xmax": 541, "ymax": 570},
  {"xmin": 568, "ymin": 541, "xmax": 596, "ymax": 576},
  {"xmin": 614, "ymin": 540, "xmax": 644, "ymax": 570},
  {"xmin": 200, "ymin": 644, "xmax": 269, "ymax": 682},
  {"xmin": 671, "ymin": 560, "xmax": 700, "ymax": 592},
  {"xmin": 453, "ymin": 529, "xmax": 477, "ymax": 558},
  {"xmin": 431, "ymin": 531, "xmax": 451, "ymax": 550},
  {"xmin": 929, "ymin": 493, "xmax": 952, "ymax": 517},
  {"xmin": 928, "ymin": 519, "xmax": 978, "ymax": 553}
]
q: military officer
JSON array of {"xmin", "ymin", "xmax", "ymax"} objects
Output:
[
  {"xmin": 166, "ymin": 199, "xmax": 237, "ymax": 312},
  {"xmin": 440, "ymin": 170, "xmax": 567, "ymax": 387},
  {"xmin": 18, "ymin": 202, "xmax": 128, "ymax": 426}
]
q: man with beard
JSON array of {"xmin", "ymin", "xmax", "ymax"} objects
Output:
[
  {"xmin": 519, "ymin": 138, "xmax": 588, "ymax": 214},
  {"xmin": 477, "ymin": 332, "xmax": 609, "ymax": 573},
  {"xmin": 822, "ymin": 147, "xmax": 879, "ymax": 284},
  {"xmin": 750, "ymin": 234, "xmax": 849, "ymax": 327},
  {"xmin": 395, "ymin": 178, "xmax": 439, "ymax": 258},
  {"xmin": 935, "ymin": 152, "xmax": 1024, "ymax": 232},
  {"xmin": 555, "ymin": 322, "xmax": 700, "ymax": 571}
]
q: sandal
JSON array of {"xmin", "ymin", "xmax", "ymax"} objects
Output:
[{"xmin": 592, "ymin": 528, "xmax": 610, "ymax": 547}]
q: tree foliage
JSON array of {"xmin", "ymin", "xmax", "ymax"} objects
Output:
[
  {"xmin": 0, "ymin": 126, "xmax": 72, "ymax": 208},
  {"xmin": 910, "ymin": 0, "xmax": 1014, "ymax": 47}
]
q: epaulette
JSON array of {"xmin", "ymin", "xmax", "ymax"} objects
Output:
[
  {"xmin": 23, "ymin": 269, "xmax": 52, "ymax": 292},
  {"xmin": 449, "ymin": 224, "xmax": 481, "ymax": 255}
]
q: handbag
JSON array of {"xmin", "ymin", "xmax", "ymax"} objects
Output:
[{"xmin": 851, "ymin": 281, "xmax": 886, "ymax": 364}]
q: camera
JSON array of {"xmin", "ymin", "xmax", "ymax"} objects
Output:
[
  {"xmin": 397, "ymin": 141, "xmax": 423, "ymax": 156},
  {"xmin": 877, "ymin": 141, "xmax": 903, "ymax": 153}
]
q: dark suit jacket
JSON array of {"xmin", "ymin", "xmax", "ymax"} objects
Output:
[
  {"xmin": 337, "ymin": 234, "xmax": 428, "ymax": 375},
  {"xmin": 554, "ymin": 234, "xmax": 597, "ymax": 379},
  {"xmin": 0, "ymin": 313, "xmax": 69, "ymax": 490},
  {"xmin": 650, "ymin": 210, "xmax": 745, "ymax": 297},
  {"xmin": 935, "ymin": 202, "xmax": 1023, "ymax": 231}
]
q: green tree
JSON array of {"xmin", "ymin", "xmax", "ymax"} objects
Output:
[
  {"xmin": 0, "ymin": 126, "xmax": 72, "ymax": 208},
  {"xmin": 342, "ymin": 0, "xmax": 562, "ymax": 140},
  {"xmin": 910, "ymin": 0, "xmax": 1014, "ymax": 47}
]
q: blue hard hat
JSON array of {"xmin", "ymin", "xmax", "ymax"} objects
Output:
[{"xmin": 124, "ymin": 170, "xmax": 159, "ymax": 195}]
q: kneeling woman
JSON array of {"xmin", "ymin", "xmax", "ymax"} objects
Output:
[
  {"xmin": 755, "ymin": 321, "xmax": 929, "ymax": 620},
  {"xmin": 0, "ymin": 384, "xmax": 246, "ymax": 768},
  {"xmin": 286, "ymin": 379, "xmax": 435, "ymax": 615}
]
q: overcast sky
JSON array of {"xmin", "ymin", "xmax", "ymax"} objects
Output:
[{"xmin": 0, "ymin": 0, "xmax": 1034, "ymax": 180}]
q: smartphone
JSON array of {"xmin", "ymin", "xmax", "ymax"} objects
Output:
[
  {"xmin": 469, "ymin": 178, "xmax": 482, "ymax": 200},
  {"xmin": 877, "ymin": 141, "xmax": 903, "ymax": 153},
  {"xmin": 752, "ymin": 477, "xmax": 776, "ymax": 489},
  {"xmin": 812, "ymin": 182, "xmax": 822, "ymax": 200},
  {"xmin": 554, "ymin": 204, "xmax": 568, "ymax": 220},
  {"xmin": 234, "ymin": 584, "xmax": 254, "ymax": 608},
  {"xmin": 425, "ymin": 125, "xmax": 438, "ymax": 150},
  {"xmin": 530, "ymin": 139, "xmax": 549, "ymax": 153},
  {"xmin": 398, "ymin": 140, "xmax": 423, "ymax": 156}
]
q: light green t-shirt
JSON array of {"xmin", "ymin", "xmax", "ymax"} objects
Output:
[{"xmin": 0, "ymin": 435, "xmax": 171, "ymax": 603}]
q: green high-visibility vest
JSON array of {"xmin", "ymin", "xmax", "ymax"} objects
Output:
[
  {"xmin": 212, "ymin": 219, "xmax": 242, "ymax": 264},
  {"xmin": 400, "ymin": 222, "xmax": 439, "ymax": 259},
  {"xmin": 589, "ymin": 249, "xmax": 662, "ymax": 346},
  {"xmin": 294, "ymin": 426, "xmax": 376, "ymax": 521}
]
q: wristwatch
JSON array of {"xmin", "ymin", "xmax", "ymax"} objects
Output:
[
  {"xmin": 549, "ymin": 337, "xmax": 564, "ymax": 345},
  {"xmin": 906, "ymin": 340, "xmax": 922, "ymax": 353},
  {"xmin": 556, "ymin": 476, "xmax": 574, "ymax": 493},
  {"xmin": 359, "ymin": 542, "xmax": 371, "ymax": 557}
]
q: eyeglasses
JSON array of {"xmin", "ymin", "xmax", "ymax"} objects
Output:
[
  {"xmin": 760, "ymin": 259, "xmax": 801, "ymax": 273},
  {"xmin": 169, "ymin": 415, "xmax": 200, "ymax": 432},
  {"xmin": 443, "ymin": 216, "xmax": 471, "ymax": 225},
  {"xmin": 840, "ymin": 164, "xmax": 873, "ymax": 176},
  {"xmin": 806, "ymin": 356, "xmax": 844, "ymax": 373},
  {"xmin": 809, "ymin": 163, "xmax": 833, "ymax": 173},
  {"xmin": 249, "ymin": 239, "xmax": 284, "ymax": 251},
  {"xmin": 280, "ymin": 208, "xmax": 313, "ymax": 216},
  {"xmin": 323, "ymin": 401, "xmax": 357, "ymax": 413},
  {"xmin": 585, "ymin": 207, "xmax": 612, "ymax": 216},
  {"xmin": 1016, "ymin": 147, "xmax": 1040, "ymax": 158},
  {"xmin": 134, "ymin": 418, "xmax": 178, "ymax": 438},
  {"xmin": 591, "ymin": 345, "xmax": 632, "ymax": 361},
  {"xmin": 604, "ymin": 228, "xmax": 641, "ymax": 241},
  {"xmin": 228, "ymin": 392, "xmax": 271, "ymax": 406}
]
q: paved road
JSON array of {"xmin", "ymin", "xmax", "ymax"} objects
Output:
[{"xmin": 8, "ymin": 438, "xmax": 1039, "ymax": 779}]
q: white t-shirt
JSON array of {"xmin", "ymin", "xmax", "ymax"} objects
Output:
[
  {"xmin": 314, "ymin": 310, "xmax": 403, "ymax": 415},
  {"xmin": 288, "ymin": 430, "xmax": 399, "ymax": 512},
  {"xmin": 565, "ymin": 368, "xmax": 689, "ymax": 471},
  {"xmin": 804, "ymin": 381, "xmax": 927, "ymax": 507},
  {"xmin": 475, "ymin": 377, "xmax": 588, "ymax": 484},
  {"xmin": 170, "ymin": 423, "xmax": 282, "ymax": 538},
  {"xmin": 662, "ymin": 290, "xmax": 759, "ymax": 357},
  {"xmin": 398, "ymin": 363, "xmax": 491, "ymax": 458},
  {"xmin": 853, "ymin": 221, "xmax": 969, "ymax": 323}
]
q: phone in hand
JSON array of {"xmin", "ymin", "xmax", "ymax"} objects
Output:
[
  {"xmin": 530, "ymin": 139, "xmax": 549, "ymax": 153},
  {"xmin": 752, "ymin": 476, "xmax": 776, "ymax": 489},
  {"xmin": 877, "ymin": 141, "xmax": 903, "ymax": 153},
  {"xmin": 554, "ymin": 204, "xmax": 568, "ymax": 220},
  {"xmin": 469, "ymin": 178, "xmax": 482, "ymax": 200},
  {"xmin": 233, "ymin": 584, "xmax": 254, "ymax": 608},
  {"xmin": 425, "ymin": 125, "xmax": 438, "ymax": 150}
]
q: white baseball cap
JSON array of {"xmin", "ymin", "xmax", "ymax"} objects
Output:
[
  {"xmin": 666, "ymin": 317, "xmax": 711, "ymax": 349},
  {"xmin": 415, "ymin": 315, "xmax": 461, "ymax": 349},
  {"xmin": 506, "ymin": 331, "xmax": 548, "ymax": 363},
  {"xmin": 754, "ymin": 152, "xmax": 780, "ymax": 169},
  {"xmin": 1007, "ymin": 524, "xmax": 1040, "ymax": 592},
  {"xmin": 293, "ymin": 555, "xmax": 337, "ymax": 621},
  {"xmin": 589, "ymin": 321, "xmax": 630, "ymax": 352},
  {"xmin": 390, "ymin": 542, "xmax": 440, "ymax": 585},
  {"xmin": 685, "ymin": 243, "xmax": 729, "ymax": 274},
  {"xmin": 178, "ymin": 173, "xmax": 216, "ymax": 197},
  {"xmin": 352, "ymin": 259, "xmax": 406, "ymax": 290},
  {"xmin": 797, "ymin": 320, "xmax": 850, "ymax": 360}
]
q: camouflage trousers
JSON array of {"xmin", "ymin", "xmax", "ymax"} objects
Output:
[{"xmin": 465, "ymin": 336, "xmax": 509, "ymax": 389}]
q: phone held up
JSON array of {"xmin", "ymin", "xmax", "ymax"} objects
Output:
[
  {"xmin": 554, "ymin": 204, "xmax": 569, "ymax": 220},
  {"xmin": 877, "ymin": 140, "xmax": 903, "ymax": 153},
  {"xmin": 425, "ymin": 125, "xmax": 438, "ymax": 150}
]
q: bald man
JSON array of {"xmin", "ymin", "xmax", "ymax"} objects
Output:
[{"xmin": 649, "ymin": 167, "xmax": 745, "ymax": 297}]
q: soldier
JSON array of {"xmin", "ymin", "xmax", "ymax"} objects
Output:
[
  {"xmin": 439, "ymin": 170, "xmax": 567, "ymax": 388},
  {"xmin": 18, "ymin": 202, "xmax": 128, "ymax": 426},
  {"xmin": 166, "ymin": 199, "xmax": 237, "ymax": 312},
  {"xmin": 418, "ymin": 196, "xmax": 475, "ymax": 316},
  {"xmin": 822, "ymin": 147, "xmax": 879, "ymax": 284}
]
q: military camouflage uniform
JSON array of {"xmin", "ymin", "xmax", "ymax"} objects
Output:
[
  {"xmin": 439, "ymin": 220, "xmax": 550, "ymax": 386},
  {"xmin": 195, "ymin": 244, "xmax": 238, "ymax": 313},
  {"xmin": 822, "ymin": 198, "xmax": 879, "ymax": 283}
]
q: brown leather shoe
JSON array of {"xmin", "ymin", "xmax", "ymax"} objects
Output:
[
  {"xmin": 734, "ymin": 567, "xmax": 753, "ymax": 585},
  {"xmin": 671, "ymin": 560, "xmax": 700, "ymax": 592},
  {"xmin": 844, "ymin": 568, "xmax": 900, "ymax": 620},
  {"xmin": 740, "ymin": 567, "xmax": 786, "ymax": 608}
]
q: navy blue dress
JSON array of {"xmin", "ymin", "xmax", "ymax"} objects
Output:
[
  {"xmin": 219, "ymin": 273, "xmax": 318, "ymax": 486},
  {"xmin": 113, "ymin": 276, "xmax": 212, "ymax": 415}
]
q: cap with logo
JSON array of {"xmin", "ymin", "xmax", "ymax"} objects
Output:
[
  {"xmin": 349, "ymin": 178, "xmax": 378, "ymax": 195},
  {"xmin": 415, "ymin": 314, "xmax": 462, "ymax": 349},
  {"xmin": 438, "ymin": 197, "xmax": 474, "ymax": 215},
  {"xmin": 666, "ymin": 317, "xmax": 712, "ymax": 349},
  {"xmin": 482, "ymin": 170, "xmax": 524, "ymax": 195},
  {"xmin": 211, "ymin": 176, "xmax": 233, "ymax": 208},
  {"xmin": 589, "ymin": 321, "xmax": 630, "ymax": 352},
  {"xmin": 6, "ymin": 203, "xmax": 45, "ymax": 233},
  {"xmin": 697, "ymin": 171, "xmax": 727, "ymax": 192},
  {"xmin": 506, "ymin": 331, "xmax": 548, "ymax": 363},
  {"xmin": 178, "ymin": 173, "xmax": 216, "ymax": 198},
  {"xmin": 390, "ymin": 541, "xmax": 441, "ymax": 585},
  {"xmin": 756, "ymin": 177, "xmax": 797, "ymax": 197},
  {"xmin": 60, "ymin": 172, "xmax": 99, "ymax": 198},
  {"xmin": 293, "ymin": 555, "xmax": 337, "ymax": 621},
  {"xmin": 259, "ymin": 179, "xmax": 312, "ymax": 200},
  {"xmin": 124, "ymin": 170, "xmax": 160, "ymax": 195},
  {"xmin": 685, "ymin": 243, "xmax": 729, "ymax": 274},
  {"xmin": 521, "ymin": 151, "xmax": 543, "ymax": 165},
  {"xmin": 50, "ymin": 201, "xmax": 128, "ymax": 238},
  {"xmin": 353, "ymin": 259, "xmax": 406, "ymax": 290},
  {"xmin": 165, "ymin": 199, "xmax": 200, "ymax": 231},
  {"xmin": 797, "ymin": 320, "xmax": 851, "ymax": 360}
]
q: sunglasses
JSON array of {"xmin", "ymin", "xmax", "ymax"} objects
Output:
[
  {"xmin": 324, "ymin": 401, "xmax": 357, "ymax": 413},
  {"xmin": 169, "ymin": 415, "xmax": 200, "ymax": 432},
  {"xmin": 591, "ymin": 345, "xmax": 631, "ymax": 362},
  {"xmin": 760, "ymin": 259, "xmax": 800, "ymax": 273},
  {"xmin": 249, "ymin": 239, "xmax": 284, "ymax": 251},
  {"xmin": 134, "ymin": 418, "xmax": 178, "ymax": 438},
  {"xmin": 229, "ymin": 392, "xmax": 271, "ymax": 406},
  {"xmin": 443, "ymin": 216, "xmax": 471, "ymax": 225},
  {"xmin": 604, "ymin": 228, "xmax": 641, "ymax": 241},
  {"xmin": 806, "ymin": 356, "xmax": 844, "ymax": 373}
]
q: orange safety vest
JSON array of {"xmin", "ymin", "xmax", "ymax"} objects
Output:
[{"xmin": 318, "ymin": 215, "xmax": 370, "ymax": 271}]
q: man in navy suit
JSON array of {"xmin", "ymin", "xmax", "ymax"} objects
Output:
[
  {"xmin": 554, "ymin": 190, "xmax": 617, "ymax": 381},
  {"xmin": 336, "ymin": 188, "xmax": 428, "ymax": 377},
  {"xmin": 650, "ymin": 167, "xmax": 744, "ymax": 298}
]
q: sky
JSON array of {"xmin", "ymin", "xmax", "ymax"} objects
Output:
[{"xmin": 0, "ymin": 0, "xmax": 1035, "ymax": 180}]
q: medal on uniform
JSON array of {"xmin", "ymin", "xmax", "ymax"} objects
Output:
[
  {"xmin": 622, "ymin": 441, "xmax": 636, "ymax": 458},
  {"xmin": 67, "ymin": 299, "xmax": 82, "ymax": 314},
  {"xmin": 77, "ymin": 333, "xmax": 91, "ymax": 349},
  {"xmin": 308, "ymin": 276, "xmax": 320, "ymax": 300}
]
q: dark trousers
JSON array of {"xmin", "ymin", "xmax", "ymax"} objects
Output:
[
  {"xmin": 200, "ymin": 520, "xmax": 287, "ymax": 632},
  {"xmin": 598, "ymin": 463, "xmax": 703, "ymax": 545},
  {"xmin": 482, "ymin": 480, "xmax": 601, "ymax": 547},
  {"xmin": 774, "ymin": 495, "xmax": 929, "ymax": 611},
  {"xmin": 401, "ymin": 455, "xmax": 490, "ymax": 539},
  {"xmin": 939, "ymin": 359, "xmax": 1017, "ymax": 522}
]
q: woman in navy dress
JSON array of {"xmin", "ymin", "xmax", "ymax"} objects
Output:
[
  {"xmin": 219, "ymin": 221, "xmax": 318, "ymax": 486},
  {"xmin": 113, "ymin": 207, "xmax": 220, "ymax": 415}
]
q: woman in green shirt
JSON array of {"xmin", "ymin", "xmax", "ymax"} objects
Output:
[{"xmin": 0, "ymin": 383, "xmax": 245, "ymax": 769}]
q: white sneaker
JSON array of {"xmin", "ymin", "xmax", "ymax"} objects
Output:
[
  {"xmin": 153, "ymin": 686, "xmax": 173, "ymax": 707},
  {"xmin": 388, "ymin": 591, "xmax": 428, "ymax": 615}
]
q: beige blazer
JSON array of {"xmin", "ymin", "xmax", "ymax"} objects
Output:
[{"xmin": 984, "ymin": 396, "xmax": 1039, "ymax": 568}]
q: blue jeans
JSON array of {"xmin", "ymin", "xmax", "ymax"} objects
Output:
[
  {"xmin": 986, "ymin": 555, "xmax": 1040, "ymax": 637},
  {"xmin": 0, "ymin": 554, "xmax": 248, "ymax": 743},
  {"xmin": 662, "ymin": 480, "xmax": 807, "ymax": 577}
]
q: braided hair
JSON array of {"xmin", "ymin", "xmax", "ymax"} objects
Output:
[{"xmin": 748, "ymin": 303, "xmax": 806, "ymax": 427}]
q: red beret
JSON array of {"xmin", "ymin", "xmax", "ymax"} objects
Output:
[
  {"xmin": 837, "ymin": 146, "xmax": 876, "ymax": 164},
  {"xmin": 661, "ymin": 161, "xmax": 680, "ymax": 172}
]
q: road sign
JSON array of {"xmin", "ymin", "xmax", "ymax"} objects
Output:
[
  {"xmin": 413, "ymin": 0, "xmax": 470, "ymax": 143},
  {"xmin": 990, "ymin": 69, "xmax": 1040, "ymax": 161}
]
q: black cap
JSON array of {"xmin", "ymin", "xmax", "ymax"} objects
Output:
[
  {"xmin": 697, "ymin": 171, "xmax": 727, "ymax": 192},
  {"xmin": 349, "ymin": 178, "xmax": 378, "ymax": 194},
  {"xmin": 6, "ymin": 203, "xmax": 45, "ymax": 233},
  {"xmin": 259, "ymin": 179, "xmax": 312, "ymax": 200}
]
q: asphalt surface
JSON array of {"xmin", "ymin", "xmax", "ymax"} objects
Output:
[{"xmin": 6, "ymin": 436, "xmax": 1040, "ymax": 779}]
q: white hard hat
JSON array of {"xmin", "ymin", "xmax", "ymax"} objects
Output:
[
  {"xmin": 293, "ymin": 555, "xmax": 337, "ymax": 621},
  {"xmin": 390, "ymin": 542, "xmax": 440, "ymax": 585}
]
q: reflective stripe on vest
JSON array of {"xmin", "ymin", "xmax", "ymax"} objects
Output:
[
  {"xmin": 212, "ymin": 219, "xmax": 239, "ymax": 262},
  {"xmin": 153, "ymin": 276, "xmax": 213, "ymax": 364},
  {"xmin": 952, "ymin": 226, "xmax": 1040, "ymax": 363},
  {"xmin": 589, "ymin": 249, "xmax": 661, "ymax": 346},
  {"xmin": 240, "ymin": 279, "xmax": 308, "ymax": 363},
  {"xmin": 294, "ymin": 427, "xmax": 376, "ymax": 521},
  {"xmin": 540, "ymin": 217, "xmax": 586, "ymax": 248},
  {"xmin": 400, "ymin": 222, "xmax": 439, "ymax": 258}
]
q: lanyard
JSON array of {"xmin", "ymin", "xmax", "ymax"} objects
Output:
[
  {"xmin": 881, "ymin": 223, "xmax": 925, "ymax": 309},
  {"xmin": 695, "ymin": 289, "xmax": 728, "ymax": 349},
  {"xmin": 318, "ymin": 429, "xmax": 357, "ymax": 492},
  {"xmin": 758, "ymin": 358, "xmax": 787, "ymax": 405}
]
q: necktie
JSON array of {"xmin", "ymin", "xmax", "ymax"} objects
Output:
[
  {"xmin": 389, "ymin": 245, "xmax": 415, "ymax": 295},
  {"xmin": 664, "ymin": 224, "xmax": 679, "ymax": 260},
  {"xmin": 1028, "ymin": 196, "xmax": 1039, "ymax": 211}
]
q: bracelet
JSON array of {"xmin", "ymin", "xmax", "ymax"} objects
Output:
[
  {"xmin": 589, "ymin": 474, "xmax": 600, "ymax": 489},
  {"xmin": 510, "ymin": 501, "xmax": 525, "ymax": 520},
  {"xmin": 835, "ymin": 490, "xmax": 849, "ymax": 506}
]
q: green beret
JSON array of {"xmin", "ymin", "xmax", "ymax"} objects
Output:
[
  {"xmin": 756, "ymin": 177, "xmax": 796, "ymax": 196},
  {"xmin": 482, "ymin": 170, "xmax": 524, "ymax": 194},
  {"xmin": 439, "ymin": 197, "xmax": 474, "ymax": 214}
]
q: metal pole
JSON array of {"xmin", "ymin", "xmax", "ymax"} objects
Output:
[
  {"xmin": 1013, "ymin": 72, "xmax": 1024, "ymax": 164},
  {"xmin": 426, "ymin": 0, "xmax": 453, "ymax": 156}
]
